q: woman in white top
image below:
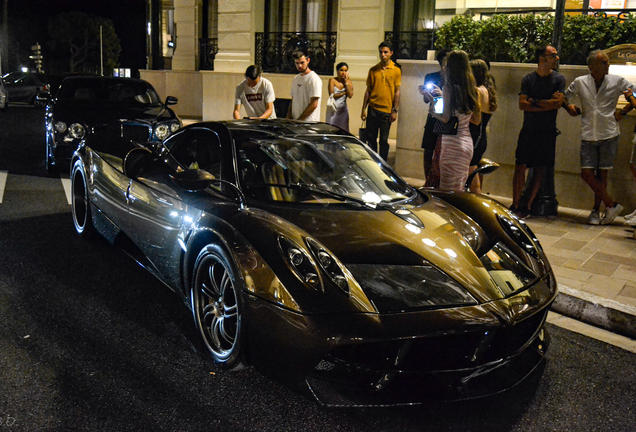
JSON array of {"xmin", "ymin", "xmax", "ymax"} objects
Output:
[{"xmin": 326, "ymin": 62, "xmax": 354, "ymax": 131}]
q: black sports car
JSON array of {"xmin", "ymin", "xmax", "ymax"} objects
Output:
[
  {"xmin": 70, "ymin": 120, "xmax": 557, "ymax": 406},
  {"xmin": 45, "ymin": 76, "xmax": 181, "ymax": 171}
]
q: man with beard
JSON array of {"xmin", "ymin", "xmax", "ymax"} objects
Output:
[{"xmin": 287, "ymin": 51, "xmax": 322, "ymax": 121}]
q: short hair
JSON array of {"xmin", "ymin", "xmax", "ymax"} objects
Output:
[
  {"xmin": 292, "ymin": 51, "xmax": 307, "ymax": 60},
  {"xmin": 534, "ymin": 46, "xmax": 550, "ymax": 63},
  {"xmin": 436, "ymin": 48, "xmax": 450, "ymax": 65},
  {"xmin": 587, "ymin": 50, "xmax": 604, "ymax": 67},
  {"xmin": 245, "ymin": 65, "xmax": 261, "ymax": 81},
  {"xmin": 336, "ymin": 62, "xmax": 348, "ymax": 71},
  {"xmin": 379, "ymin": 41, "xmax": 393, "ymax": 52}
]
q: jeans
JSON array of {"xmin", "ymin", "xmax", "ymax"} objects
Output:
[{"xmin": 366, "ymin": 106, "xmax": 392, "ymax": 161}]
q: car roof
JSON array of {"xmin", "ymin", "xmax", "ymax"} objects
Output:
[
  {"xmin": 60, "ymin": 76, "xmax": 150, "ymax": 85},
  {"xmin": 191, "ymin": 119, "xmax": 353, "ymax": 139}
]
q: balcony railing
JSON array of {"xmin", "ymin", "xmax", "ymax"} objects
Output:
[
  {"xmin": 385, "ymin": 31, "xmax": 436, "ymax": 61},
  {"xmin": 199, "ymin": 38, "xmax": 219, "ymax": 71},
  {"xmin": 255, "ymin": 32, "xmax": 337, "ymax": 75}
]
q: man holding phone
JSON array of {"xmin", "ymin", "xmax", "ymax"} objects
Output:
[
  {"xmin": 563, "ymin": 50, "xmax": 634, "ymax": 225},
  {"xmin": 419, "ymin": 49, "xmax": 448, "ymax": 177}
]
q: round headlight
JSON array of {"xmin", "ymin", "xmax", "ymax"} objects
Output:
[
  {"xmin": 68, "ymin": 123, "xmax": 86, "ymax": 139},
  {"xmin": 170, "ymin": 122, "xmax": 181, "ymax": 133},
  {"xmin": 54, "ymin": 121, "xmax": 67, "ymax": 133},
  {"xmin": 155, "ymin": 124, "xmax": 170, "ymax": 140}
]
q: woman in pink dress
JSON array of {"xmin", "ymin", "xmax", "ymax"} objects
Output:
[{"xmin": 426, "ymin": 50, "xmax": 481, "ymax": 191}]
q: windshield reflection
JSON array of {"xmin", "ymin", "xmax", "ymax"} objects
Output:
[{"xmin": 236, "ymin": 135, "xmax": 415, "ymax": 205}]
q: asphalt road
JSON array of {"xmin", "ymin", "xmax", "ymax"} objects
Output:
[{"xmin": 1, "ymin": 106, "xmax": 635, "ymax": 431}]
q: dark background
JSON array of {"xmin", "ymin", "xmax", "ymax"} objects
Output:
[{"xmin": 1, "ymin": 0, "xmax": 147, "ymax": 76}]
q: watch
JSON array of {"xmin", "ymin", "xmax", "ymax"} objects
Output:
[{"xmin": 392, "ymin": 108, "xmax": 398, "ymax": 113}]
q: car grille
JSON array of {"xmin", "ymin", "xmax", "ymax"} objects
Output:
[
  {"xmin": 121, "ymin": 123, "xmax": 152, "ymax": 143},
  {"xmin": 323, "ymin": 309, "xmax": 548, "ymax": 373}
]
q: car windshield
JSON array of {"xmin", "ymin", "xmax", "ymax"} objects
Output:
[
  {"xmin": 237, "ymin": 134, "xmax": 415, "ymax": 206},
  {"xmin": 57, "ymin": 79, "xmax": 162, "ymax": 106}
]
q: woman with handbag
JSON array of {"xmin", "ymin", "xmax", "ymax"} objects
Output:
[
  {"xmin": 326, "ymin": 62, "xmax": 354, "ymax": 131},
  {"xmin": 426, "ymin": 50, "xmax": 481, "ymax": 191},
  {"xmin": 468, "ymin": 59, "xmax": 497, "ymax": 193}
]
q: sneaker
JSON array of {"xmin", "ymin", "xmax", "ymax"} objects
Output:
[
  {"xmin": 624, "ymin": 209, "xmax": 636, "ymax": 221},
  {"xmin": 600, "ymin": 203, "xmax": 624, "ymax": 225},
  {"xmin": 626, "ymin": 217, "xmax": 636, "ymax": 227},
  {"xmin": 587, "ymin": 209, "xmax": 600, "ymax": 225},
  {"xmin": 514, "ymin": 207, "xmax": 531, "ymax": 219}
]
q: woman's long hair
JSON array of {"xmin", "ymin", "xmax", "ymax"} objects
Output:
[
  {"xmin": 444, "ymin": 50, "xmax": 479, "ymax": 115},
  {"xmin": 470, "ymin": 59, "xmax": 498, "ymax": 112}
]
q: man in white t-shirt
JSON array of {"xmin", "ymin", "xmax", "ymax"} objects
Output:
[
  {"xmin": 233, "ymin": 65, "xmax": 276, "ymax": 119},
  {"xmin": 287, "ymin": 51, "xmax": 322, "ymax": 121}
]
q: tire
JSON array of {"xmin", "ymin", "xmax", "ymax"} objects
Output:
[
  {"xmin": 191, "ymin": 244, "xmax": 247, "ymax": 369},
  {"xmin": 71, "ymin": 160, "xmax": 95, "ymax": 238}
]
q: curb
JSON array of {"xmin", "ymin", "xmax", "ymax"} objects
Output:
[{"xmin": 551, "ymin": 285, "xmax": 636, "ymax": 340}]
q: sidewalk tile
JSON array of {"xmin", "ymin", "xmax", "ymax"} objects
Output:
[
  {"xmin": 553, "ymin": 266, "xmax": 593, "ymax": 283},
  {"xmin": 552, "ymin": 238, "xmax": 587, "ymax": 252},
  {"xmin": 580, "ymin": 275, "xmax": 625, "ymax": 299},
  {"xmin": 592, "ymin": 252, "xmax": 636, "ymax": 267},
  {"xmin": 579, "ymin": 258, "xmax": 621, "ymax": 277},
  {"xmin": 612, "ymin": 265, "xmax": 636, "ymax": 281},
  {"xmin": 563, "ymin": 259, "xmax": 584, "ymax": 270}
]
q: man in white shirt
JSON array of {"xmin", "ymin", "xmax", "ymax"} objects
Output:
[
  {"xmin": 233, "ymin": 65, "xmax": 276, "ymax": 119},
  {"xmin": 564, "ymin": 50, "xmax": 633, "ymax": 225},
  {"xmin": 287, "ymin": 51, "xmax": 322, "ymax": 121}
]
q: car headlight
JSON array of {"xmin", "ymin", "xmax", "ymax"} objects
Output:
[
  {"xmin": 497, "ymin": 213, "xmax": 540, "ymax": 259},
  {"xmin": 68, "ymin": 123, "xmax": 86, "ymax": 139},
  {"xmin": 54, "ymin": 121, "xmax": 67, "ymax": 133},
  {"xmin": 278, "ymin": 236, "xmax": 322, "ymax": 291},
  {"xmin": 170, "ymin": 122, "xmax": 181, "ymax": 133},
  {"xmin": 155, "ymin": 124, "xmax": 170, "ymax": 140},
  {"xmin": 305, "ymin": 237, "xmax": 350, "ymax": 294}
]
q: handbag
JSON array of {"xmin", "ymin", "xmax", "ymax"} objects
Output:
[
  {"xmin": 358, "ymin": 120, "xmax": 367, "ymax": 142},
  {"xmin": 433, "ymin": 116, "xmax": 459, "ymax": 135},
  {"xmin": 326, "ymin": 93, "xmax": 337, "ymax": 112}
]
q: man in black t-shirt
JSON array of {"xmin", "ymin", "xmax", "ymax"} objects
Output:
[
  {"xmin": 419, "ymin": 49, "xmax": 449, "ymax": 178},
  {"xmin": 511, "ymin": 45, "xmax": 565, "ymax": 218}
]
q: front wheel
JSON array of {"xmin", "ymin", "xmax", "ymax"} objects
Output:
[
  {"xmin": 71, "ymin": 160, "xmax": 94, "ymax": 238},
  {"xmin": 191, "ymin": 245, "xmax": 247, "ymax": 369}
]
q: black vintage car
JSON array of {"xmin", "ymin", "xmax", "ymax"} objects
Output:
[
  {"xmin": 45, "ymin": 76, "xmax": 181, "ymax": 171},
  {"xmin": 70, "ymin": 120, "xmax": 557, "ymax": 406}
]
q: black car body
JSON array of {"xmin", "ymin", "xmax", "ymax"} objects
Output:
[
  {"xmin": 70, "ymin": 120, "xmax": 557, "ymax": 406},
  {"xmin": 45, "ymin": 76, "xmax": 181, "ymax": 171},
  {"xmin": 1, "ymin": 71, "xmax": 50, "ymax": 107}
]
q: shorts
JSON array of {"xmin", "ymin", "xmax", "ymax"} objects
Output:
[
  {"xmin": 580, "ymin": 136, "xmax": 618, "ymax": 170},
  {"xmin": 515, "ymin": 128, "xmax": 558, "ymax": 167},
  {"xmin": 631, "ymin": 136, "xmax": 636, "ymax": 165}
]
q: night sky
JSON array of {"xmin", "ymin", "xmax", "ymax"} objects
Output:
[{"xmin": 4, "ymin": 0, "xmax": 147, "ymax": 74}]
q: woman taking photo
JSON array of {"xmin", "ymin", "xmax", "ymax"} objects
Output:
[
  {"xmin": 427, "ymin": 50, "xmax": 481, "ymax": 191},
  {"xmin": 326, "ymin": 62, "xmax": 353, "ymax": 131},
  {"xmin": 468, "ymin": 59, "xmax": 497, "ymax": 193}
]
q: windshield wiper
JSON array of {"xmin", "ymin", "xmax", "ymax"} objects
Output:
[{"xmin": 255, "ymin": 182, "xmax": 376, "ymax": 208}]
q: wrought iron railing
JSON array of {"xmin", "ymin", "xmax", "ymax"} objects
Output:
[
  {"xmin": 384, "ymin": 31, "xmax": 436, "ymax": 61},
  {"xmin": 255, "ymin": 32, "xmax": 337, "ymax": 75},
  {"xmin": 199, "ymin": 38, "xmax": 219, "ymax": 71}
]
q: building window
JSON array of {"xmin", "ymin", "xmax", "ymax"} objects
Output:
[
  {"xmin": 256, "ymin": 0, "xmax": 338, "ymax": 75},
  {"xmin": 386, "ymin": 0, "xmax": 436, "ymax": 61}
]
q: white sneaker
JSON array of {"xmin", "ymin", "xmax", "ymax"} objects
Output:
[
  {"xmin": 587, "ymin": 209, "xmax": 600, "ymax": 225},
  {"xmin": 624, "ymin": 209, "xmax": 636, "ymax": 220},
  {"xmin": 626, "ymin": 217, "xmax": 636, "ymax": 227},
  {"xmin": 600, "ymin": 203, "xmax": 624, "ymax": 225}
]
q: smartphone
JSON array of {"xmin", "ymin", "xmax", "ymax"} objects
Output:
[
  {"xmin": 425, "ymin": 82, "xmax": 434, "ymax": 90},
  {"xmin": 433, "ymin": 96, "xmax": 443, "ymax": 114}
]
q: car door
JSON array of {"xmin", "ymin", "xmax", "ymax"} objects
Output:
[{"xmin": 125, "ymin": 127, "xmax": 224, "ymax": 288}]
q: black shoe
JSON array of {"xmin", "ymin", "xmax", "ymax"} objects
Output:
[{"xmin": 514, "ymin": 207, "xmax": 531, "ymax": 219}]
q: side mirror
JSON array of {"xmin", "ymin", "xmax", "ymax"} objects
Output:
[
  {"xmin": 465, "ymin": 158, "xmax": 499, "ymax": 191},
  {"xmin": 165, "ymin": 96, "xmax": 178, "ymax": 106},
  {"xmin": 170, "ymin": 170, "xmax": 246, "ymax": 209}
]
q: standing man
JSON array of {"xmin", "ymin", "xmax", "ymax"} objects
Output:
[
  {"xmin": 361, "ymin": 41, "xmax": 401, "ymax": 161},
  {"xmin": 287, "ymin": 51, "xmax": 322, "ymax": 121},
  {"xmin": 419, "ymin": 49, "xmax": 448, "ymax": 177},
  {"xmin": 563, "ymin": 50, "xmax": 632, "ymax": 225},
  {"xmin": 511, "ymin": 45, "xmax": 565, "ymax": 218},
  {"xmin": 233, "ymin": 65, "xmax": 276, "ymax": 119}
]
